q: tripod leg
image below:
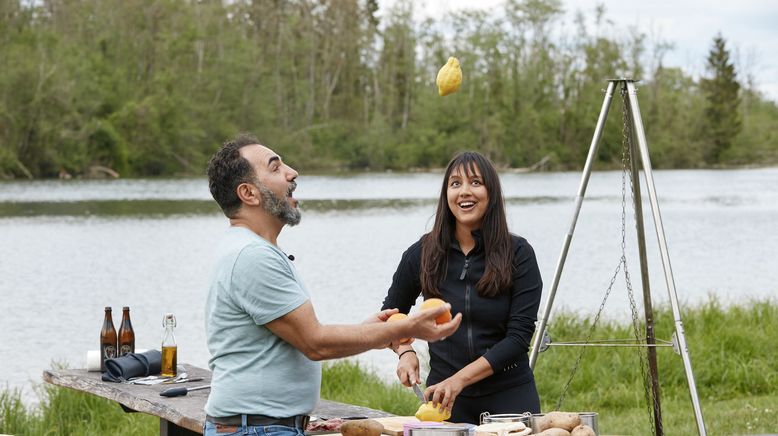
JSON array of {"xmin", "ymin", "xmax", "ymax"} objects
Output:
[
  {"xmin": 625, "ymin": 82, "xmax": 664, "ymax": 435},
  {"xmin": 626, "ymin": 81, "xmax": 707, "ymax": 436},
  {"xmin": 529, "ymin": 81, "xmax": 618, "ymax": 369}
]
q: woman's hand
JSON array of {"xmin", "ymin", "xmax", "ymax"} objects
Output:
[
  {"xmin": 424, "ymin": 376, "xmax": 465, "ymax": 413},
  {"xmin": 396, "ymin": 348, "xmax": 420, "ymax": 387},
  {"xmin": 424, "ymin": 357, "xmax": 494, "ymax": 413}
]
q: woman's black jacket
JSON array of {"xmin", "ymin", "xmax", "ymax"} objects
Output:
[{"xmin": 381, "ymin": 231, "xmax": 543, "ymax": 397}]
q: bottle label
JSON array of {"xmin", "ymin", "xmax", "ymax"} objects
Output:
[
  {"xmin": 103, "ymin": 345, "xmax": 116, "ymax": 359},
  {"xmin": 120, "ymin": 344, "xmax": 134, "ymax": 356}
]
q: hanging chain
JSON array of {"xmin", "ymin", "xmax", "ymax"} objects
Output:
[
  {"xmin": 554, "ymin": 244, "xmax": 623, "ymax": 410},
  {"xmin": 621, "ymin": 86, "xmax": 658, "ymax": 436}
]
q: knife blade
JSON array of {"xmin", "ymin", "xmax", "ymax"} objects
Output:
[
  {"xmin": 162, "ymin": 376, "xmax": 205, "ymax": 384},
  {"xmin": 412, "ymin": 384, "xmax": 425, "ymax": 403}
]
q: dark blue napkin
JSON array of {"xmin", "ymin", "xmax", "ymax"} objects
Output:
[{"xmin": 101, "ymin": 350, "xmax": 162, "ymax": 382}]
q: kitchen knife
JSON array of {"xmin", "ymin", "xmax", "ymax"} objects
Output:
[
  {"xmin": 162, "ymin": 376, "xmax": 205, "ymax": 384},
  {"xmin": 412, "ymin": 384, "xmax": 425, "ymax": 403}
]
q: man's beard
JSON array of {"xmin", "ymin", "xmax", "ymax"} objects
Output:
[{"xmin": 258, "ymin": 182, "xmax": 301, "ymax": 226}]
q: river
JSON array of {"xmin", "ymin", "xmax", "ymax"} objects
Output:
[{"xmin": 1, "ymin": 168, "xmax": 776, "ymax": 403}]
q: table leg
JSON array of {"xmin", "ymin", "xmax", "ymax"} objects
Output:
[{"xmin": 160, "ymin": 418, "xmax": 201, "ymax": 435}]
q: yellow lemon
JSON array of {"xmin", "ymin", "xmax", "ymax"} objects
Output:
[
  {"xmin": 436, "ymin": 57, "xmax": 462, "ymax": 96},
  {"xmin": 414, "ymin": 401, "xmax": 451, "ymax": 422}
]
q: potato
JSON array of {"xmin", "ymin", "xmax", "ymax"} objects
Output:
[
  {"xmin": 535, "ymin": 429, "xmax": 571, "ymax": 436},
  {"xmin": 340, "ymin": 419, "xmax": 384, "ymax": 436},
  {"xmin": 570, "ymin": 424, "xmax": 596, "ymax": 436},
  {"xmin": 535, "ymin": 412, "xmax": 581, "ymax": 432}
]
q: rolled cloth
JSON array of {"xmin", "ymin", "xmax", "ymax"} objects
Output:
[
  {"xmin": 102, "ymin": 350, "xmax": 162, "ymax": 382},
  {"xmin": 87, "ymin": 348, "xmax": 149, "ymax": 371}
]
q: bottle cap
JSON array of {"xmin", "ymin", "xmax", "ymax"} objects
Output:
[
  {"xmin": 105, "ymin": 306, "xmax": 112, "ymax": 311},
  {"xmin": 123, "ymin": 306, "xmax": 130, "ymax": 310},
  {"xmin": 163, "ymin": 313, "xmax": 176, "ymax": 327}
]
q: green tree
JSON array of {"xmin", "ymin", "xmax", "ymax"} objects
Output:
[
  {"xmin": 699, "ymin": 34, "xmax": 742, "ymax": 164},
  {"xmin": 1, "ymin": 0, "xmax": 777, "ymax": 177}
]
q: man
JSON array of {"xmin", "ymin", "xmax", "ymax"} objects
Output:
[{"xmin": 204, "ymin": 134, "xmax": 461, "ymax": 436}]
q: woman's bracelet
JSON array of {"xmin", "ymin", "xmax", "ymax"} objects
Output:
[{"xmin": 398, "ymin": 349, "xmax": 416, "ymax": 359}]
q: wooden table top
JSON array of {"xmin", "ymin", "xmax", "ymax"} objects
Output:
[{"xmin": 43, "ymin": 363, "xmax": 393, "ymax": 434}]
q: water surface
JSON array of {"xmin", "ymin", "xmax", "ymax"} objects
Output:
[{"xmin": 1, "ymin": 168, "xmax": 776, "ymax": 403}]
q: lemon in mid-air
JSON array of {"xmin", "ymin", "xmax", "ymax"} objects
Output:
[{"xmin": 436, "ymin": 57, "xmax": 462, "ymax": 96}]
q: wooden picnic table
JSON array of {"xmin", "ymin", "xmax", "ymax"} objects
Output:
[{"xmin": 43, "ymin": 363, "xmax": 393, "ymax": 436}]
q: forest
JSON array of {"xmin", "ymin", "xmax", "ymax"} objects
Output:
[{"xmin": 1, "ymin": 0, "xmax": 776, "ymax": 178}]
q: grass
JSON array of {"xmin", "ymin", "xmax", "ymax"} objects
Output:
[
  {"xmin": 0, "ymin": 383, "xmax": 157, "ymax": 435},
  {"xmin": 320, "ymin": 359, "xmax": 421, "ymax": 417},
  {"xmin": 531, "ymin": 298, "xmax": 778, "ymax": 435},
  {"xmin": 1, "ymin": 299, "xmax": 775, "ymax": 435}
]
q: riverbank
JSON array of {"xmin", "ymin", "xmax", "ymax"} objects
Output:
[
  {"xmin": 1, "ymin": 300, "xmax": 775, "ymax": 435},
  {"xmin": 4, "ymin": 162, "xmax": 778, "ymax": 180}
]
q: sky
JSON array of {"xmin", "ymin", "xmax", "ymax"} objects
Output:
[{"xmin": 380, "ymin": 0, "xmax": 778, "ymax": 102}]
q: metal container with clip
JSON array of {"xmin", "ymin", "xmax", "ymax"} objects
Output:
[
  {"xmin": 408, "ymin": 424, "xmax": 474, "ymax": 436},
  {"xmin": 479, "ymin": 412, "xmax": 531, "ymax": 426}
]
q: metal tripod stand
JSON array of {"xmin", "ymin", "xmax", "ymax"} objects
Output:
[{"xmin": 528, "ymin": 79, "xmax": 707, "ymax": 436}]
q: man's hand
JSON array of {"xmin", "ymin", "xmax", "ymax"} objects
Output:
[
  {"xmin": 363, "ymin": 308, "xmax": 399, "ymax": 324},
  {"xmin": 367, "ymin": 309, "xmax": 418, "ymax": 349},
  {"xmin": 406, "ymin": 303, "xmax": 461, "ymax": 342},
  {"xmin": 266, "ymin": 301, "xmax": 459, "ymax": 361}
]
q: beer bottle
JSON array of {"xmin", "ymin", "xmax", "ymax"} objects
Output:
[
  {"xmin": 100, "ymin": 307, "xmax": 117, "ymax": 372},
  {"xmin": 118, "ymin": 306, "xmax": 135, "ymax": 356},
  {"xmin": 160, "ymin": 313, "xmax": 177, "ymax": 378}
]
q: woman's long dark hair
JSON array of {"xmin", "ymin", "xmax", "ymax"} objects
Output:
[{"xmin": 420, "ymin": 151, "xmax": 513, "ymax": 298}]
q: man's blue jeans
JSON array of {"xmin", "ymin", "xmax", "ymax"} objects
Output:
[{"xmin": 204, "ymin": 415, "xmax": 305, "ymax": 436}]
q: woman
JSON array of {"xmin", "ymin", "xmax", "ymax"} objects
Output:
[{"xmin": 381, "ymin": 151, "xmax": 542, "ymax": 424}]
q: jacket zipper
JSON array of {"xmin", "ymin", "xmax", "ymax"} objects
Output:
[
  {"xmin": 460, "ymin": 257, "xmax": 475, "ymax": 362},
  {"xmin": 459, "ymin": 258, "xmax": 469, "ymax": 280}
]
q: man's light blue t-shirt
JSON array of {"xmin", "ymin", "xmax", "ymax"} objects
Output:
[{"xmin": 204, "ymin": 226, "xmax": 321, "ymax": 417}]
